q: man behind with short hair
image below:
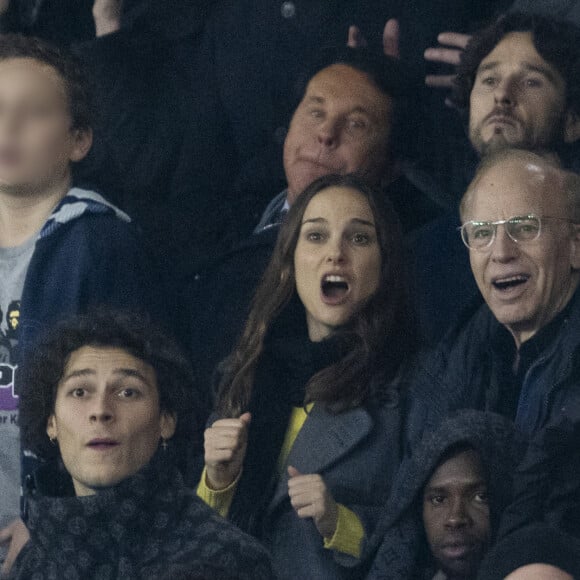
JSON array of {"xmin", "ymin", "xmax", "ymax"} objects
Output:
[
  {"xmin": 407, "ymin": 149, "xmax": 580, "ymax": 447},
  {"xmin": 254, "ymin": 46, "xmax": 442, "ymax": 234},
  {"xmin": 0, "ymin": 33, "xmax": 160, "ymax": 574},
  {"xmin": 412, "ymin": 12, "xmax": 580, "ymax": 343}
]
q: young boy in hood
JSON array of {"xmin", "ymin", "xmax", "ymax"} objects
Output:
[
  {"xmin": 422, "ymin": 444, "xmax": 490, "ymax": 579},
  {"xmin": 366, "ymin": 411, "xmax": 522, "ymax": 580}
]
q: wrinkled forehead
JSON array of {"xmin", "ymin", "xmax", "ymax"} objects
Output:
[{"xmin": 462, "ymin": 159, "xmax": 565, "ymax": 220}]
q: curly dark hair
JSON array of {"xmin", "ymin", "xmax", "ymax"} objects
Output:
[
  {"xmin": 452, "ymin": 12, "xmax": 580, "ymax": 119},
  {"xmin": 0, "ymin": 33, "xmax": 94, "ymax": 130},
  {"xmin": 216, "ymin": 173, "xmax": 415, "ymax": 417},
  {"xmin": 19, "ymin": 308, "xmax": 201, "ymax": 463}
]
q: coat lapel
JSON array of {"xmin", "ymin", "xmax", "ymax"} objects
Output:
[{"xmin": 268, "ymin": 404, "xmax": 373, "ymax": 512}]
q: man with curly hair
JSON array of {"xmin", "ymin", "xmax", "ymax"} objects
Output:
[{"xmin": 13, "ymin": 309, "xmax": 273, "ymax": 580}]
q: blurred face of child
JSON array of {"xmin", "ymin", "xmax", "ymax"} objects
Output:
[{"xmin": 0, "ymin": 57, "xmax": 91, "ymax": 195}]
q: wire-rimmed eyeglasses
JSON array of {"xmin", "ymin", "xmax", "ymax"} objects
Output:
[{"xmin": 459, "ymin": 214, "xmax": 576, "ymax": 251}]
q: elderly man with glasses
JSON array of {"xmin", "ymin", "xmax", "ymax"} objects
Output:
[{"xmin": 405, "ymin": 148, "xmax": 580, "ymax": 451}]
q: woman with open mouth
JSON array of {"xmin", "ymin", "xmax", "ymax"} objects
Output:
[{"xmin": 198, "ymin": 173, "xmax": 415, "ymax": 579}]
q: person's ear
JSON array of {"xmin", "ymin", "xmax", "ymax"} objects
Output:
[
  {"xmin": 569, "ymin": 223, "xmax": 580, "ymax": 270},
  {"xmin": 160, "ymin": 411, "xmax": 177, "ymax": 440},
  {"xmin": 564, "ymin": 110, "xmax": 580, "ymax": 144},
  {"xmin": 69, "ymin": 127, "xmax": 93, "ymax": 162},
  {"xmin": 46, "ymin": 414, "xmax": 57, "ymax": 440}
]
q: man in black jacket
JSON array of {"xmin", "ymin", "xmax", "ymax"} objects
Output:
[{"xmin": 406, "ymin": 148, "xmax": 580, "ymax": 448}]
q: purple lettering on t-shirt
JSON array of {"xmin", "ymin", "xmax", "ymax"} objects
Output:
[{"xmin": 0, "ymin": 364, "xmax": 18, "ymax": 411}]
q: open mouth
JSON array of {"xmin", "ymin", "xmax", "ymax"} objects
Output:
[
  {"xmin": 321, "ymin": 274, "xmax": 349, "ymax": 302},
  {"xmin": 492, "ymin": 274, "xmax": 529, "ymax": 291}
]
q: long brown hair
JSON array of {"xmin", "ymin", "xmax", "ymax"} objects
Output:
[{"xmin": 216, "ymin": 174, "xmax": 413, "ymax": 417}]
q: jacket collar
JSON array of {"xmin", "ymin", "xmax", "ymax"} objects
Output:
[
  {"xmin": 26, "ymin": 451, "xmax": 181, "ymax": 551},
  {"xmin": 39, "ymin": 187, "xmax": 130, "ymax": 240}
]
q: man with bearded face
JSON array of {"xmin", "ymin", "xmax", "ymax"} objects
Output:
[{"xmin": 411, "ymin": 12, "xmax": 580, "ymax": 344}]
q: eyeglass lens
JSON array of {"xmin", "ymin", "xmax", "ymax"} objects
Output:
[{"xmin": 463, "ymin": 216, "xmax": 541, "ymax": 249}]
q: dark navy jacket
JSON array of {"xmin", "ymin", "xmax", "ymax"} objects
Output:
[
  {"xmin": 404, "ymin": 289, "xmax": 580, "ymax": 450},
  {"xmin": 16, "ymin": 188, "xmax": 160, "ymax": 366},
  {"xmin": 16, "ymin": 189, "xmax": 162, "ymax": 495}
]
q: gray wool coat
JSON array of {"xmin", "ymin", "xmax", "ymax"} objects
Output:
[{"xmin": 260, "ymin": 401, "xmax": 402, "ymax": 580}]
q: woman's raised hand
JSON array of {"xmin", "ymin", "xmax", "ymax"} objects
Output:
[
  {"xmin": 287, "ymin": 466, "xmax": 339, "ymax": 539},
  {"xmin": 204, "ymin": 412, "xmax": 251, "ymax": 490}
]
